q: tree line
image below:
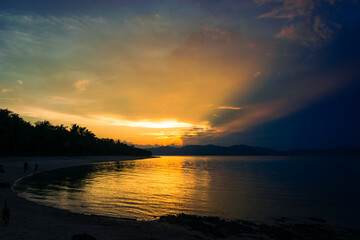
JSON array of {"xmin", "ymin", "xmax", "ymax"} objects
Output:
[{"xmin": 0, "ymin": 109, "xmax": 151, "ymax": 156}]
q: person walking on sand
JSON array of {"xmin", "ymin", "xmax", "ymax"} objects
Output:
[
  {"xmin": 24, "ymin": 161, "xmax": 28, "ymax": 173},
  {"xmin": 2, "ymin": 200, "xmax": 9, "ymax": 226},
  {"xmin": 34, "ymin": 162, "xmax": 38, "ymax": 172}
]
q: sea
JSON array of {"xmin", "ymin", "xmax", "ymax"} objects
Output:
[{"xmin": 13, "ymin": 155, "xmax": 360, "ymax": 228}]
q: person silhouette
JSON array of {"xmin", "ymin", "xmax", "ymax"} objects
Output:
[
  {"xmin": 2, "ymin": 200, "xmax": 9, "ymax": 226},
  {"xmin": 24, "ymin": 161, "xmax": 28, "ymax": 173},
  {"xmin": 34, "ymin": 163, "xmax": 38, "ymax": 172}
]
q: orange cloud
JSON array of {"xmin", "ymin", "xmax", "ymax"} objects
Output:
[
  {"xmin": 1, "ymin": 88, "xmax": 12, "ymax": 93},
  {"xmin": 74, "ymin": 80, "xmax": 90, "ymax": 92},
  {"xmin": 276, "ymin": 25, "xmax": 297, "ymax": 40},
  {"xmin": 254, "ymin": 72, "xmax": 262, "ymax": 78}
]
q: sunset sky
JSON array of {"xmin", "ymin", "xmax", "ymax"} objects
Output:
[{"xmin": 1, "ymin": 0, "xmax": 360, "ymax": 149}]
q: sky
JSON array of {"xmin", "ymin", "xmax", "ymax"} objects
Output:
[{"xmin": 0, "ymin": 0, "xmax": 359, "ymax": 149}]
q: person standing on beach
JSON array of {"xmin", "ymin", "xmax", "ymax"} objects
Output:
[
  {"xmin": 24, "ymin": 161, "xmax": 28, "ymax": 173},
  {"xmin": 34, "ymin": 163, "xmax": 38, "ymax": 172},
  {"xmin": 2, "ymin": 200, "xmax": 9, "ymax": 226}
]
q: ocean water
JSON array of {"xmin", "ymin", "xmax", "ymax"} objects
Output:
[{"xmin": 14, "ymin": 156, "xmax": 360, "ymax": 227}]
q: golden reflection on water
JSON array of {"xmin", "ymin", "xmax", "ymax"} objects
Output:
[
  {"xmin": 17, "ymin": 156, "xmax": 276, "ymax": 220},
  {"xmin": 75, "ymin": 157, "xmax": 212, "ymax": 219}
]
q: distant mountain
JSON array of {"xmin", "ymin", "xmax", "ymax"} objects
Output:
[
  {"xmin": 147, "ymin": 144, "xmax": 360, "ymax": 156},
  {"xmin": 147, "ymin": 144, "xmax": 279, "ymax": 156}
]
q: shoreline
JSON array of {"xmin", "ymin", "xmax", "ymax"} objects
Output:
[
  {"xmin": 1, "ymin": 156, "xmax": 359, "ymax": 240},
  {"xmin": 0, "ymin": 156, "xmax": 204, "ymax": 240},
  {"xmin": 10, "ymin": 156, "xmax": 154, "ymax": 193}
]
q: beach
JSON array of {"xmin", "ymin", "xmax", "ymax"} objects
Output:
[
  {"xmin": 0, "ymin": 156, "xmax": 359, "ymax": 240},
  {"xmin": 0, "ymin": 156, "xmax": 205, "ymax": 240}
]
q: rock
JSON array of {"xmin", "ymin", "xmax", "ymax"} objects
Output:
[
  {"xmin": 0, "ymin": 182, "xmax": 10, "ymax": 188},
  {"xmin": 71, "ymin": 233, "xmax": 96, "ymax": 240}
]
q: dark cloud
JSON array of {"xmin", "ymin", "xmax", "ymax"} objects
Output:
[{"xmin": 255, "ymin": 0, "xmax": 353, "ymax": 47}]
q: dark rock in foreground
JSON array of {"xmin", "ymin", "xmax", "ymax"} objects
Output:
[{"xmin": 71, "ymin": 233, "xmax": 97, "ymax": 240}]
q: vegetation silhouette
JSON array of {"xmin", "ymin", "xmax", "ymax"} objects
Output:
[{"xmin": 0, "ymin": 109, "xmax": 151, "ymax": 156}]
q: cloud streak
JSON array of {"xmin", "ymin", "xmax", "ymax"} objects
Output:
[{"xmin": 217, "ymin": 106, "xmax": 242, "ymax": 110}]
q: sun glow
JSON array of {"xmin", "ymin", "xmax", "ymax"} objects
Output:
[
  {"xmin": 94, "ymin": 116, "xmax": 210, "ymax": 129},
  {"xmin": 111, "ymin": 120, "xmax": 193, "ymax": 128},
  {"xmin": 0, "ymin": 11, "xmax": 271, "ymax": 146}
]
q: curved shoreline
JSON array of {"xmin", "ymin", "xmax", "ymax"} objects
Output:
[
  {"xmin": 0, "ymin": 156, "xmax": 204, "ymax": 240},
  {"xmin": 10, "ymin": 156, "xmax": 152, "ymax": 195},
  {"xmin": 11, "ymin": 159, "xmax": 147, "ymax": 221}
]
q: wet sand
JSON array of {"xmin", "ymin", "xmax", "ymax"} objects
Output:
[{"xmin": 0, "ymin": 156, "xmax": 359, "ymax": 240}]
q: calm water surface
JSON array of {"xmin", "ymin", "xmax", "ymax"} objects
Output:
[{"xmin": 14, "ymin": 156, "xmax": 360, "ymax": 226}]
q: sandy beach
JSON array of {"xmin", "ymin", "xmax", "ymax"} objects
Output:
[{"xmin": 0, "ymin": 156, "xmax": 359, "ymax": 240}]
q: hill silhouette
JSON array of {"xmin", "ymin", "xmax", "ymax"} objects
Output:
[
  {"xmin": 0, "ymin": 109, "xmax": 151, "ymax": 156},
  {"xmin": 147, "ymin": 145, "xmax": 360, "ymax": 156},
  {"xmin": 147, "ymin": 144, "xmax": 278, "ymax": 156}
]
